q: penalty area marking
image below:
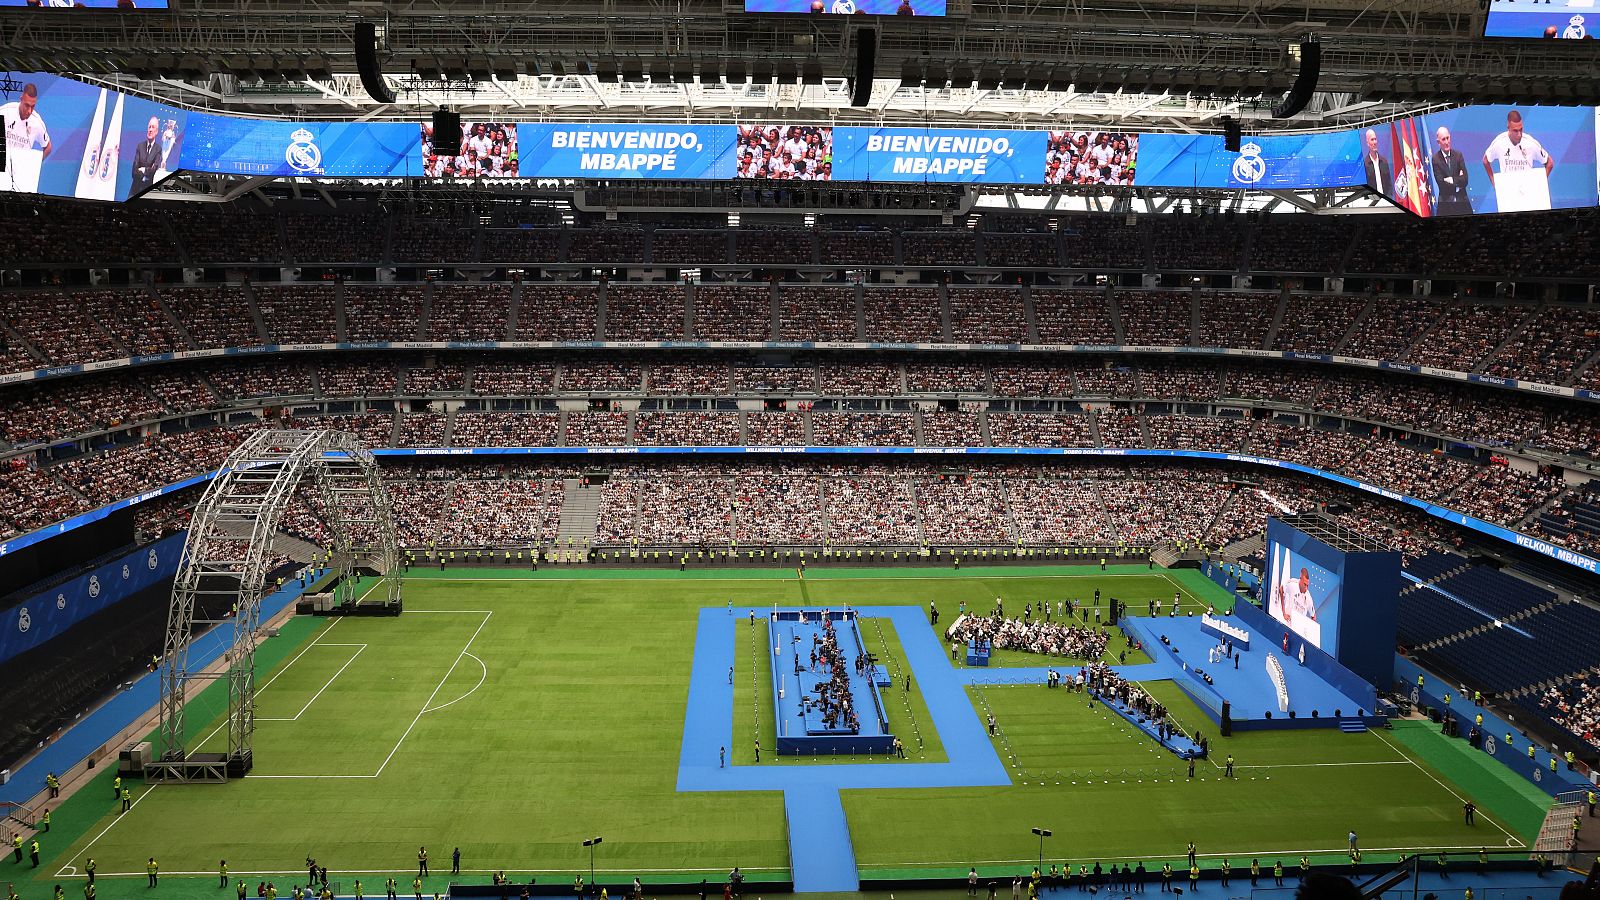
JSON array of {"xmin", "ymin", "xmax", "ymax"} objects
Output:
[
  {"xmin": 255, "ymin": 644, "xmax": 367, "ymax": 722},
  {"xmin": 1371, "ymin": 728, "xmax": 1525, "ymax": 848},
  {"xmin": 56, "ymin": 784, "xmax": 159, "ymax": 878},
  {"xmin": 420, "ymin": 651, "xmax": 488, "ymax": 715}
]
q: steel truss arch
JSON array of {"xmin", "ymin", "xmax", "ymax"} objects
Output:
[{"xmin": 150, "ymin": 428, "xmax": 402, "ymax": 782}]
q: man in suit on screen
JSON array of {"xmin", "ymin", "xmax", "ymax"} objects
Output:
[
  {"xmin": 130, "ymin": 116, "xmax": 163, "ymax": 194},
  {"xmin": 1362, "ymin": 128, "xmax": 1393, "ymax": 196},
  {"xmin": 1430, "ymin": 126, "xmax": 1474, "ymax": 216}
]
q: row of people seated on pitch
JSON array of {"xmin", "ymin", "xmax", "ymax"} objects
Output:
[{"xmin": 947, "ymin": 611, "xmax": 1110, "ymax": 659}]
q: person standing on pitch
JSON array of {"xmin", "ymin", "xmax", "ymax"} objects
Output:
[
  {"xmin": 452, "ymin": 849, "xmax": 461, "ymax": 876},
  {"xmin": 221, "ymin": 860, "xmax": 229, "ymax": 888},
  {"xmin": 387, "ymin": 877, "xmax": 398, "ymax": 900},
  {"xmin": 418, "ymin": 847, "xmax": 429, "ymax": 877},
  {"xmin": 147, "ymin": 858, "xmax": 160, "ymax": 888},
  {"xmin": 85, "ymin": 858, "xmax": 96, "ymax": 885},
  {"xmin": 413, "ymin": 877, "xmax": 423, "ymax": 900}
]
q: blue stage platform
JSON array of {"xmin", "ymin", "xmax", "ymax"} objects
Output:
[
  {"xmin": 768, "ymin": 609, "xmax": 896, "ymax": 756},
  {"xmin": 1122, "ymin": 610, "xmax": 1383, "ymax": 731}
]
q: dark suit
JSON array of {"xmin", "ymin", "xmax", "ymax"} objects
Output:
[
  {"xmin": 1430, "ymin": 147, "xmax": 1473, "ymax": 216},
  {"xmin": 131, "ymin": 138, "xmax": 163, "ymax": 193},
  {"xmin": 1364, "ymin": 153, "xmax": 1394, "ymax": 196}
]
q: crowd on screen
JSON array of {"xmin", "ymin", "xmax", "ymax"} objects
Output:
[
  {"xmin": 736, "ymin": 125, "xmax": 832, "ymax": 181},
  {"xmin": 1044, "ymin": 132, "xmax": 1137, "ymax": 186}
]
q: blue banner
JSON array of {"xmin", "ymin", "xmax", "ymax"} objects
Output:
[
  {"xmin": 180, "ymin": 114, "xmax": 419, "ymax": 177},
  {"xmin": 1135, "ymin": 131, "xmax": 1364, "ymax": 189},
  {"xmin": 830, "ymin": 127, "xmax": 1047, "ymax": 183},
  {"xmin": 515, "ymin": 124, "xmax": 738, "ymax": 179},
  {"xmin": 0, "ymin": 1, "xmax": 168, "ymax": 6},
  {"xmin": 0, "ymin": 71, "xmax": 186, "ymax": 201},
  {"xmin": 0, "ymin": 533, "xmax": 184, "ymax": 664}
]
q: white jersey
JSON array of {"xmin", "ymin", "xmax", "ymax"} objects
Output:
[
  {"xmin": 1485, "ymin": 132, "xmax": 1549, "ymax": 173},
  {"xmin": 0, "ymin": 104, "xmax": 49, "ymax": 152}
]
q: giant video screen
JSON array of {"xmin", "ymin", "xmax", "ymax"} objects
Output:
[
  {"xmin": 0, "ymin": 71, "xmax": 186, "ymax": 201},
  {"xmin": 0, "ymin": 1, "xmax": 169, "ymax": 7},
  {"xmin": 1361, "ymin": 104, "xmax": 1599, "ymax": 216},
  {"xmin": 744, "ymin": 0, "xmax": 944, "ymax": 15},
  {"xmin": 1265, "ymin": 524, "xmax": 1344, "ymax": 654},
  {"xmin": 1485, "ymin": 0, "xmax": 1591, "ymax": 38}
]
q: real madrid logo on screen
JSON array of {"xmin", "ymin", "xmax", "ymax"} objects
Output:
[
  {"xmin": 285, "ymin": 127, "xmax": 324, "ymax": 175},
  {"xmin": 1565, "ymin": 15, "xmax": 1586, "ymax": 38},
  {"xmin": 56, "ymin": 592, "xmax": 66, "ymax": 610},
  {"xmin": 148, "ymin": 548, "xmax": 159, "ymax": 570},
  {"xmin": 122, "ymin": 563, "xmax": 131, "ymax": 580},
  {"xmin": 17, "ymin": 607, "xmax": 30, "ymax": 633},
  {"xmin": 1231, "ymin": 142, "xmax": 1267, "ymax": 185},
  {"xmin": 89, "ymin": 575, "xmax": 101, "ymax": 598},
  {"xmin": 1485, "ymin": 736, "xmax": 1497, "ymax": 754}
]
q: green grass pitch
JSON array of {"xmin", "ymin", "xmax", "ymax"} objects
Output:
[{"xmin": 14, "ymin": 565, "xmax": 1552, "ymax": 900}]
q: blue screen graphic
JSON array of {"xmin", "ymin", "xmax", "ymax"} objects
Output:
[
  {"xmin": 830, "ymin": 127, "xmax": 1046, "ymax": 183},
  {"xmin": 180, "ymin": 115, "xmax": 419, "ymax": 178},
  {"xmin": 1265, "ymin": 523, "xmax": 1344, "ymax": 655},
  {"xmin": 515, "ymin": 124, "xmax": 739, "ymax": 180},
  {"xmin": 1135, "ymin": 132, "xmax": 1364, "ymax": 190},
  {"xmin": 1485, "ymin": 2, "xmax": 1592, "ymax": 38},
  {"xmin": 0, "ymin": 0, "xmax": 169, "ymax": 6},
  {"xmin": 0, "ymin": 71, "xmax": 186, "ymax": 202},
  {"xmin": 744, "ymin": 0, "xmax": 944, "ymax": 15}
]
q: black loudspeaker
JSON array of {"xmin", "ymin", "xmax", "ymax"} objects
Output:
[
  {"xmin": 1271, "ymin": 36, "xmax": 1321, "ymax": 119},
  {"xmin": 1222, "ymin": 116, "xmax": 1241, "ymax": 153},
  {"xmin": 850, "ymin": 28, "xmax": 877, "ymax": 107},
  {"xmin": 353, "ymin": 22, "xmax": 397, "ymax": 104},
  {"xmin": 1220, "ymin": 701, "xmax": 1232, "ymax": 737},
  {"xmin": 432, "ymin": 111, "xmax": 462, "ymax": 156}
]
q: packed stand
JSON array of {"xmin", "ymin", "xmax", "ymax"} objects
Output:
[
  {"xmin": 947, "ymin": 288, "xmax": 1027, "ymax": 344},
  {"xmin": 778, "ymin": 286, "xmax": 860, "ymax": 342},
  {"xmin": 692, "ymin": 286, "xmax": 771, "ymax": 341}
]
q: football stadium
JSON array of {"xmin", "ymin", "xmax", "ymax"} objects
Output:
[{"xmin": 2, "ymin": 5, "xmax": 1600, "ymax": 900}]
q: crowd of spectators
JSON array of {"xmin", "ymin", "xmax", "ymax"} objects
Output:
[
  {"xmin": 450, "ymin": 412, "xmax": 560, "ymax": 447},
  {"xmin": 1536, "ymin": 677, "xmax": 1600, "ymax": 747},
  {"xmin": 391, "ymin": 218, "xmax": 479, "ymax": 263},
  {"xmin": 633, "ymin": 412, "xmax": 742, "ymax": 446},
  {"xmin": 1272, "ymin": 295, "xmax": 1364, "ymax": 354},
  {"xmin": 979, "ymin": 228, "xmax": 1060, "ymax": 268},
  {"xmin": 1117, "ymin": 291, "xmax": 1192, "ymax": 346},
  {"xmin": 604, "ymin": 285, "xmax": 686, "ymax": 341},
  {"xmin": 901, "ymin": 230, "xmax": 977, "ymax": 266},
  {"xmin": 734, "ymin": 229, "xmax": 815, "ymax": 266},
  {"xmin": 516, "ymin": 286, "xmax": 601, "ymax": 342},
  {"xmin": 345, "ymin": 286, "xmax": 424, "ymax": 343},
  {"xmin": 256, "ymin": 286, "xmax": 339, "ymax": 344},
  {"xmin": 0, "ymin": 292, "xmax": 125, "ymax": 370},
  {"xmin": 779, "ymin": 286, "xmax": 860, "ymax": 342},
  {"xmin": 1197, "ymin": 292, "xmax": 1276, "ymax": 349},
  {"xmin": 947, "ymin": 289, "xmax": 1027, "ymax": 344},
  {"xmin": 567, "ymin": 229, "xmax": 645, "ymax": 265},
  {"xmin": 158, "ymin": 287, "xmax": 261, "ymax": 350},
  {"xmin": 653, "ymin": 230, "xmax": 729, "ymax": 266},
  {"xmin": 693, "ymin": 286, "xmax": 772, "ymax": 342},
  {"xmin": 1031, "ymin": 290, "xmax": 1117, "ymax": 345},
  {"xmin": 862, "ymin": 287, "xmax": 943, "ymax": 343}
]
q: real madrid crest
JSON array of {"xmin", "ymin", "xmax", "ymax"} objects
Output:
[
  {"xmin": 122, "ymin": 564, "xmax": 131, "ymax": 580},
  {"xmin": 89, "ymin": 575, "xmax": 101, "ymax": 598},
  {"xmin": 285, "ymin": 127, "xmax": 324, "ymax": 174},
  {"xmin": 17, "ymin": 607, "xmax": 30, "ymax": 633},
  {"xmin": 1231, "ymin": 142, "xmax": 1267, "ymax": 185},
  {"xmin": 148, "ymin": 549, "xmax": 159, "ymax": 570},
  {"xmin": 56, "ymin": 593, "xmax": 66, "ymax": 610},
  {"xmin": 1564, "ymin": 14, "xmax": 1586, "ymax": 38}
]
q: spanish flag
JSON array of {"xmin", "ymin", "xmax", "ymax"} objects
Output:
[{"xmin": 1389, "ymin": 117, "xmax": 1433, "ymax": 217}]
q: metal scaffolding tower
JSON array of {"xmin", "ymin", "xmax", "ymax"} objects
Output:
[{"xmin": 148, "ymin": 429, "xmax": 402, "ymax": 783}]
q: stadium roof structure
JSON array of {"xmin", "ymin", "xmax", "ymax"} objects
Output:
[
  {"xmin": 1277, "ymin": 513, "xmax": 1396, "ymax": 555},
  {"xmin": 5, "ymin": 0, "xmax": 1599, "ymax": 132}
]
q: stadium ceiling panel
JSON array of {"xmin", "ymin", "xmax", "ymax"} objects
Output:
[{"xmin": 3, "ymin": 0, "xmax": 1598, "ymax": 128}]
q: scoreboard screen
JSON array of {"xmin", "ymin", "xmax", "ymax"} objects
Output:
[
  {"xmin": 1484, "ymin": 0, "xmax": 1591, "ymax": 38},
  {"xmin": 744, "ymin": 0, "xmax": 945, "ymax": 16}
]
